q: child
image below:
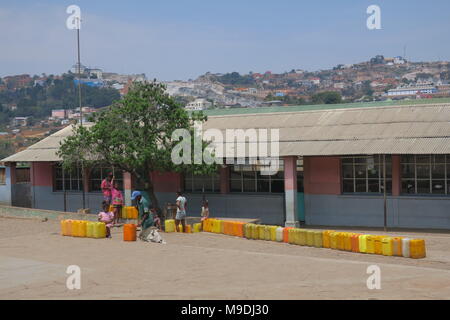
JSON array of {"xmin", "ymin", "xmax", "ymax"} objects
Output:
[
  {"xmin": 98, "ymin": 201, "xmax": 114, "ymax": 238},
  {"xmin": 111, "ymin": 179, "xmax": 124, "ymax": 225},
  {"xmin": 152, "ymin": 208, "xmax": 162, "ymax": 232},
  {"xmin": 200, "ymin": 200, "xmax": 209, "ymax": 231}
]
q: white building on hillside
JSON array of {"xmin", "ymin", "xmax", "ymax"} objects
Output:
[{"xmin": 185, "ymin": 98, "xmax": 212, "ymax": 111}]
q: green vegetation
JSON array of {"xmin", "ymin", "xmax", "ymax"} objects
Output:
[
  {"xmin": 0, "ymin": 74, "xmax": 120, "ymax": 120},
  {"xmin": 215, "ymin": 72, "xmax": 256, "ymax": 86},
  {"xmin": 311, "ymin": 91, "xmax": 342, "ymax": 104},
  {"xmin": 58, "ymin": 81, "xmax": 215, "ymax": 210}
]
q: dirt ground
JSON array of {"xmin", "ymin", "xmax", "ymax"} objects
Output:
[{"xmin": 0, "ymin": 216, "xmax": 449, "ymax": 300}]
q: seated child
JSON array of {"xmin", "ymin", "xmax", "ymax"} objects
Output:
[
  {"xmin": 152, "ymin": 208, "xmax": 162, "ymax": 231},
  {"xmin": 98, "ymin": 201, "xmax": 114, "ymax": 238}
]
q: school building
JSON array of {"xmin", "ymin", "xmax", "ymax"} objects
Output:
[{"xmin": 2, "ymin": 102, "xmax": 450, "ymax": 229}]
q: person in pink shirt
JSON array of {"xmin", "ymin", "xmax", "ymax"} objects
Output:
[
  {"xmin": 111, "ymin": 179, "xmax": 124, "ymax": 225},
  {"xmin": 101, "ymin": 172, "xmax": 113, "ymax": 205},
  {"xmin": 98, "ymin": 201, "xmax": 114, "ymax": 238}
]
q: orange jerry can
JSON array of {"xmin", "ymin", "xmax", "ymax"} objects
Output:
[
  {"xmin": 410, "ymin": 239, "xmax": 426, "ymax": 259},
  {"xmin": 123, "ymin": 224, "xmax": 137, "ymax": 241},
  {"xmin": 392, "ymin": 237, "xmax": 403, "ymax": 256},
  {"xmin": 351, "ymin": 234, "xmax": 361, "ymax": 253},
  {"xmin": 283, "ymin": 227, "xmax": 293, "ymax": 243},
  {"xmin": 344, "ymin": 233, "xmax": 353, "ymax": 251},
  {"xmin": 237, "ymin": 222, "xmax": 245, "ymax": 238},
  {"xmin": 185, "ymin": 225, "xmax": 192, "ymax": 233}
]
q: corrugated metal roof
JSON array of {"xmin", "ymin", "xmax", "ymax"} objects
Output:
[{"xmin": 2, "ymin": 104, "xmax": 450, "ymax": 163}]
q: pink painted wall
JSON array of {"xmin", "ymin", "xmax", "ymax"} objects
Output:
[
  {"xmin": 304, "ymin": 156, "xmax": 341, "ymax": 195},
  {"xmin": 31, "ymin": 162, "xmax": 53, "ymax": 187},
  {"xmin": 284, "ymin": 156, "xmax": 298, "ymax": 191},
  {"xmin": 151, "ymin": 171, "xmax": 182, "ymax": 193}
]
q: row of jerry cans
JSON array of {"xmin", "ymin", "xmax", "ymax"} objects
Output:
[
  {"xmin": 222, "ymin": 221, "xmax": 246, "ymax": 237},
  {"xmin": 244, "ymin": 224, "xmax": 282, "ymax": 242},
  {"xmin": 61, "ymin": 220, "xmax": 106, "ymax": 239},
  {"xmin": 202, "ymin": 219, "xmax": 223, "ymax": 234},
  {"xmin": 322, "ymin": 231, "xmax": 426, "ymax": 259},
  {"xmin": 108, "ymin": 206, "xmax": 139, "ymax": 220},
  {"xmin": 164, "ymin": 219, "xmax": 193, "ymax": 233}
]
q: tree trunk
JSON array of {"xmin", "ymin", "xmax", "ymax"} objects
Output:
[{"xmin": 147, "ymin": 182, "xmax": 160, "ymax": 212}]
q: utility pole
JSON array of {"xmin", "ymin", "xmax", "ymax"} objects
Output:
[
  {"xmin": 75, "ymin": 16, "xmax": 86, "ymax": 210},
  {"xmin": 383, "ymin": 154, "xmax": 387, "ymax": 232}
]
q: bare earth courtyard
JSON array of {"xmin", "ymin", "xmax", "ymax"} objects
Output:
[{"xmin": 0, "ymin": 216, "xmax": 449, "ymax": 300}]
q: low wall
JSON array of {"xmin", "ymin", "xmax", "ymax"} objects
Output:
[{"xmin": 0, "ymin": 205, "xmax": 99, "ymax": 222}]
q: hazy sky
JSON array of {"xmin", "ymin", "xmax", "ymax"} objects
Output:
[{"xmin": 1, "ymin": 0, "xmax": 450, "ymax": 80}]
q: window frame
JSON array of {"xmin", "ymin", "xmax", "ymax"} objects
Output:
[
  {"xmin": 341, "ymin": 155, "xmax": 392, "ymax": 195},
  {"xmin": 401, "ymin": 155, "xmax": 449, "ymax": 196}
]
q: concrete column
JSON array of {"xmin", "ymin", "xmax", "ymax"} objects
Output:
[
  {"xmin": 392, "ymin": 155, "xmax": 401, "ymax": 196},
  {"xmin": 123, "ymin": 171, "xmax": 132, "ymax": 206},
  {"xmin": 284, "ymin": 156, "xmax": 300, "ymax": 228},
  {"xmin": 220, "ymin": 166, "xmax": 230, "ymax": 194}
]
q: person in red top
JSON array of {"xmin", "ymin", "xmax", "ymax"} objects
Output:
[{"xmin": 101, "ymin": 172, "xmax": 113, "ymax": 205}]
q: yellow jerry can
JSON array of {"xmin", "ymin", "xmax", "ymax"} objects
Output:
[
  {"xmin": 264, "ymin": 226, "xmax": 271, "ymax": 241},
  {"xmin": 251, "ymin": 224, "xmax": 259, "ymax": 239},
  {"xmin": 337, "ymin": 233, "xmax": 346, "ymax": 251},
  {"xmin": 270, "ymin": 226, "xmax": 277, "ymax": 241},
  {"xmin": 313, "ymin": 231, "xmax": 323, "ymax": 248},
  {"xmin": 374, "ymin": 236, "xmax": 385, "ymax": 255},
  {"xmin": 297, "ymin": 229, "xmax": 307, "ymax": 246},
  {"xmin": 193, "ymin": 223, "xmax": 202, "ymax": 233},
  {"xmin": 79, "ymin": 221, "xmax": 87, "ymax": 238},
  {"xmin": 165, "ymin": 219, "xmax": 176, "ymax": 233},
  {"xmin": 60, "ymin": 220, "xmax": 66, "ymax": 236},
  {"xmin": 306, "ymin": 230, "xmax": 315, "ymax": 247},
  {"xmin": 359, "ymin": 235, "xmax": 368, "ymax": 253},
  {"xmin": 257, "ymin": 225, "xmax": 265, "ymax": 240},
  {"xmin": 322, "ymin": 230, "xmax": 335, "ymax": 248},
  {"xmin": 366, "ymin": 235, "xmax": 375, "ymax": 254},
  {"xmin": 86, "ymin": 221, "xmax": 95, "ymax": 238},
  {"xmin": 293, "ymin": 229, "xmax": 302, "ymax": 246},
  {"xmin": 288, "ymin": 228, "xmax": 297, "ymax": 244},
  {"xmin": 410, "ymin": 239, "xmax": 426, "ymax": 259},
  {"xmin": 382, "ymin": 237, "xmax": 393, "ymax": 256},
  {"xmin": 121, "ymin": 207, "xmax": 128, "ymax": 219},
  {"xmin": 330, "ymin": 232, "xmax": 338, "ymax": 249},
  {"xmin": 72, "ymin": 220, "xmax": 80, "ymax": 237},
  {"xmin": 93, "ymin": 222, "xmax": 106, "ymax": 239}
]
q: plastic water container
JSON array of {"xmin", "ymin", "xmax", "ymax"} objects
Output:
[
  {"xmin": 121, "ymin": 207, "xmax": 128, "ymax": 219},
  {"xmin": 330, "ymin": 232, "xmax": 338, "ymax": 249},
  {"xmin": 86, "ymin": 222, "xmax": 95, "ymax": 238},
  {"xmin": 72, "ymin": 220, "xmax": 80, "ymax": 237},
  {"xmin": 402, "ymin": 238, "xmax": 411, "ymax": 258},
  {"xmin": 359, "ymin": 235, "xmax": 368, "ymax": 253},
  {"xmin": 306, "ymin": 230, "xmax": 315, "ymax": 247},
  {"xmin": 382, "ymin": 237, "xmax": 393, "ymax": 256},
  {"xmin": 288, "ymin": 228, "xmax": 297, "ymax": 244},
  {"xmin": 269, "ymin": 226, "xmax": 277, "ymax": 241},
  {"xmin": 410, "ymin": 239, "xmax": 426, "ymax": 259},
  {"xmin": 193, "ymin": 223, "xmax": 202, "ymax": 233},
  {"xmin": 165, "ymin": 219, "xmax": 176, "ymax": 233},
  {"xmin": 283, "ymin": 227, "xmax": 293, "ymax": 243},
  {"xmin": 60, "ymin": 220, "xmax": 66, "ymax": 236},
  {"xmin": 93, "ymin": 222, "xmax": 106, "ymax": 239},
  {"xmin": 123, "ymin": 224, "xmax": 137, "ymax": 241},
  {"xmin": 351, "ymin": 234, "xmax": 361, "ymax": 253},
  {"xmin": 220, "ymin": 220, "xmax": 225, "ymax": 234},
  {"xmin": 252, "ymin": 224, "xmax": 259, "ymax": 240},
  {"xmin": 258, "ymin": 225, "xmax": 265, "ymax": 240},
  {"xmin": 79, "ymin": 221, "xmax": 87, "ymax": 238},
  {"xmin": 298, "ymin": 229, "xmax": 307, "ymax": 246},
  {"xmin": 264, "ymin": 226, "xmax": 272, "ymax": 241},
  {"xmin": 322, "ymin": 230, "xmax": 335, "ymax": 249},
  {"xmin": 344, "ymin": 233, "xmax": 353, "ymax": 251},
  {"xmin": 313, "ymin": 231, "xmax": 323, "ymax": 248},
  {"xmin": 366, "ymin": 235, "xmax": 375, "ymax": 254},
  {"xmin": 374, "ymin": 236, "xmax": 384, "ymax": 255},
  {"xmin": 392, "ymin": 237, "xmax": 403, "ymax": 256},
  {"xmin": 292, "ymin": 229, "xmax": 301, "ymax": 246},
  {"xmin": 276, "ymin": 227, "xmax": 284, "ymax": 242},
  {"xmin": 244, "ymin": 224, "xmax": 252, "ymax": 239},
  {"xmin": 337, "ymin": 233, "xmax": 346, "ymax": 251}
]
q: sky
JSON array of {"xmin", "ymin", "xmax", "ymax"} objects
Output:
[{"xmin": 1, "ymin": 0, "xmax": 450, "ymax": 81}]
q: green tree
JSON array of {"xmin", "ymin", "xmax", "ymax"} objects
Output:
[
  {"xmin": 58, "ymin": 81, "xmax": 216, "ymax": 210},
  {"xmin": 311, "ymin": 91, "xmax": 342, "ymax": 104}
]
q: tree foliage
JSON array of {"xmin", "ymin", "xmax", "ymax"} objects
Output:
[{"xmin": 58, "ymin": 81, "xmax": 216, "ymax": 210}]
